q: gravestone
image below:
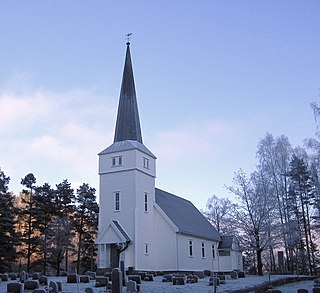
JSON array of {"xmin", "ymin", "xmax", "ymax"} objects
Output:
[
  {"xmin": 266, "ymin": 290, "xmax": 282, "ymax": 293},
  {"xmin": 39, "ymin": 276, "xmax": 48, "ymax": 285},
  {"xmin": 20, "ymin": 271, "xmax": 27, "ymax": 283},
  {"xmin": 1, "ymin": 273, "xmax": 9, "ymax": 281},
  {"xmin": 32, "ymin": 272, "xmax": 40, "ymax": 280},
  {"xmin": 186, "ymin": 275, "xmax": 198, "ymax": 283},
  {"xmin": 173, "ymin": 276, "xmax": 185, "ymax": 285},
  {"xmin": 162, "ymin": 274, "xmax": 172, "ymax": 282},
  {"xmin": 128, "ymin": 275, "xmax": 142, "ymax": 284},
  {"xmin": 80, "ymin": 275, "xmax": 90, "ymax": 283},
  {"xmin": 209, "ymin": 276, "xmax": 220, "ymax": 286},
  {"xmin": 67, "ymin": 273, "xmax": 79, "ymax": 283},
  {"xmin": 9, "ymin": 273, "xmax": 17, "ymax": 280},
  {"xmin": 120, "ymin": 260, "xmax": 126, "ymax": 286},
  {"xmin": 85, "ymin": 288, "xmax": 94, "ymax": 293},
  {"xmin": 112, "ymin": 268, "xmax": 122, "ymax": 293},
  {"xmin": 49, "ymin": 281, "xmax": 59, "ymax": 293},
  {"xmin": 297, "ymin": 289, "xmax": 308, "ymax": 293},
  {"xmin": 95, "ymin": 276, "xmax": 108, "ymax": 287},
  {"xmin": 24, "ymin": 280, "xmax": 40, "ymax": 290},
  {"xmin": 231, "ymin": 271, "xmax": 238, "ymax": 279},
  {"xmin": 7, "ymin": 283, "xmax": 23, "ymax": 293},
  {"xmin": 127, "ymin": 280, "xmax": 137, "ymax": 292},
  {"xmin": 313, "ymin": 288, "xmax": 320, "ymax": 293}
]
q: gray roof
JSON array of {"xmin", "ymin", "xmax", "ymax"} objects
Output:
[
  {"xmin": 155, "ymin": 188, "xmax": 221, "ymax": 241},
  {"xmin": 114, "ymin": 42, "xmax": 143, "ymax": 144},
  {"xmin": 112, "ymin": 220, "xmax": 131, "ymax": 242},
  {"xmin": 99, "ymin": 140, "xmax": 156, "ymax": 159}
]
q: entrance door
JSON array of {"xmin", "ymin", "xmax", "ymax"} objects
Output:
[{"xmin": 110, "ymin": 244, "xmax": 119, "ymax": 269}]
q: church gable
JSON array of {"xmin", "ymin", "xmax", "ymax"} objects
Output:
[{"xmin": 96, "ymin": 220, "xmax": 131, "ymax": 244}]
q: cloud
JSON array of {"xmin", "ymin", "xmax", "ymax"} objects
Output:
[
  {"xmin": 151, "ymin": 119, "xmax": 246, "ymax": 163},
  {"xmin": 0, "ymin": 85, "xmax": 117, "ymax": 195}
]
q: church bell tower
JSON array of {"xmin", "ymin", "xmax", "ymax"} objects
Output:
[{"xmin": 96, "ymin": 41, "xmax": 157, "ymax": 271}]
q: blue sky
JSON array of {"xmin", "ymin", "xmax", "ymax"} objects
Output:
[{"xmin": 0, "ymin": 1, "xmax": 319, "ymax": 209}]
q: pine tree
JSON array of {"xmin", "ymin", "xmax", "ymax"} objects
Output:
[
  {"xmin": 73, "ymin": 183, "xmax": 98, "ymax": 273},
  {"xmin": 0, "ymin": 168, "xmax": 18, "ymax": 273}
]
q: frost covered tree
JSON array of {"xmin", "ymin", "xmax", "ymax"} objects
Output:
[
  {"xmin": 204, "ymin": 195, "xmax": 236, "ymax": 234},
  {"xmin": 228, "ymin": 168, "xmax": 276, "ymax": 276}
]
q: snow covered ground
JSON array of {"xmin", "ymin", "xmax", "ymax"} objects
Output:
[{"xmin": 0, "ymin": 274, "xmax": 316, "ymax": 292}]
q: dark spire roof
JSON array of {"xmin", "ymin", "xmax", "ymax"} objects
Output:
[{"xmin": 114, "ymin": 42, "xmax": 143, "ymax": 144}]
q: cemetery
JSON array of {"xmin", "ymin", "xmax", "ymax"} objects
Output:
[{"xmin": 0, "ymin": 268, "xmax": 320, "ymax": 293}]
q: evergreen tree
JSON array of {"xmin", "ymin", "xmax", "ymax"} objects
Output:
[
  {"xmin": 73, "ymin": 183, "xmax": 98, "ymax": 273},
  {"xmin": 33, "ymin": 183, "xmax": 56, "ymax": 275},
  {"xmin": 20, "ymin": 173, "xmax": 37, "ymax": 272},
  {"xmin": 50, "ymin": 179, "xmax": 75, "ymax": 275},
  {"xmin": 0, "ymin": 168, "xmax": 18, "ymax": 273}
]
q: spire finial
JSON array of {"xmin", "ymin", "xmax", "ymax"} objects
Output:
[{"xmin": 125, "ymin": 33, "xmax": 132, "ymax": 45}]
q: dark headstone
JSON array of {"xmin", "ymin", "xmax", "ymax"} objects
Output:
[
  {"xmin": 144, "ymin": 274, "xmax": 154, "ymax": 281},
  {"xmin": 67, "ymin": 273, "xmax": 79, "ymax": 283},
  {"xmin": 173, "ymin": 276, "xmax": 185, "ymax": 285},
  {"xmin": 39, "ymin": 276, "xmax": 48, "ymax": 285},
  {"xmin": 266, "ymin": 290, "xmax": 282, "ymax": 293},
  {"xmin": 128, "ymin": 275, "xmax": 142, "ymax": 284},
  {"xmin": 7, "ymin": 283, "xmax": 23, "ymax": 293},
  {"xmin": 49, "ymin": 281, "xmax": 59, "ymax": 293},
  {"xmin": 24, "ymin": 280, "xmax": 40, "ymax": 290},
  {"xmin": 297, "ymin": 289, "xmax": 308, "ymax": 293},
  {"xmin": 80, "ymin": 275, "xmax": 90, "ymax": 283},
  {"xmin": 231, "ymin": 271, "xmax": 238, "ymax": 279},
  {"xmin": 111, "ymin": 268, "xmax": 122, "ymax": 293},
  {"xmin": 95, "ymin": 276, "xmax": 108, "ymax": 287},
  {"xmin": 32, "ymin": 272, "xmax": 40, "ymax": 280},
  {"xmin": 204, "ymin": 270, "xmax": 211, "ymax": 276},
  {"xmin": 209, "ymin": 276, "xmax": 220, "ymax": 286},
  {"xmin": 1, "ymin": 273, "xmax": 9, "ymax": 281},
  {"xmin": 9, "ymin": 273, "xmax": 17, "ymax": 280},
  {"xmin": 313, "ymin": 288, "xmax": 320, "ymax": 293},
  {"xmin": 186, "ymin": 275, "xmax": 198, "ymax": 283},
  {"xmin": 238, "ymin": 271, "xmax": 245, "ymax": 278},
  {"xmin": 162, "ymin": 274, "xmax": 172, "ymax": 282},
  {"xmin": 85, "ymin": 288, "xmax": 94, "ymax": 293}
]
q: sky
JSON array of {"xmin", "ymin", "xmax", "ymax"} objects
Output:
[{"xmin": 0, "ymin": 1, "xmax": 319, "ymax": 210}]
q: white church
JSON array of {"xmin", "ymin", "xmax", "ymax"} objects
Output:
[{"xmin": 96, "ymin": 41, "xmax": 243, "ymax": 273}]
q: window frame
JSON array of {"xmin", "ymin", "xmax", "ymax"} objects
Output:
[
  {"xmin": 144, "ymin": 192, "xmax": 148, "ymax": 212},
  {"xmin": 114, "ymin": 192, "xmax": 120, "ymax": 211},
  {"xmin": 201, "ymin": 242, "xmax": 205, "ymax": 258},
  {"xmin": 189, "ymin": 240, "xmax": 193, "ymax": 257}
]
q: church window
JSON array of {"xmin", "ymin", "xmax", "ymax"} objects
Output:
[
  {"xmin": 143, "ymin": 157, "xmax": 149, "ymax": 169},
  {"xmin": 144, "ymin": 193, "xmax": 148, "ymax": 212},
  {"xmin": 189, "ymin": 240, "xmax": 193, "ymax": 257},
  {"xmin": 212, "ymin": 244, "xmax": 215, "ymax": 258},
  {"xmin": 201, "ymin": 242, "xmax": 205, "ymax": 258},
  {"xmin": 112, "ymin": 156, "xmax": 123, "ymax": 166},
  {"xmin": 114, "ymin": 192, "xmax": 120, "ymax": 211},
  {"xmin": 145, "ymin": 243, "xmax": 149, "ymax": 255}
]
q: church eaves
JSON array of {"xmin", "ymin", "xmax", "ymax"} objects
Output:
[{"xmin": 114, "ymin": 42, "xmax": 143, "ymax": 144}]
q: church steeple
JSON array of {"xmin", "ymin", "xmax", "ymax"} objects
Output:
[{"xmin": 114, "ymin": 42, "xmax": 143, "ymax": 144}]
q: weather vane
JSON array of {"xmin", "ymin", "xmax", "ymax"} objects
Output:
[{"xmin": 125, "ymin": 33, "xmax": 132, "ymax": 43}]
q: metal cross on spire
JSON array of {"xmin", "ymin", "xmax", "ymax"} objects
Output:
[{"xmin": 125, "ymin": 33, "xmax": 132, "ymax": 44}]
